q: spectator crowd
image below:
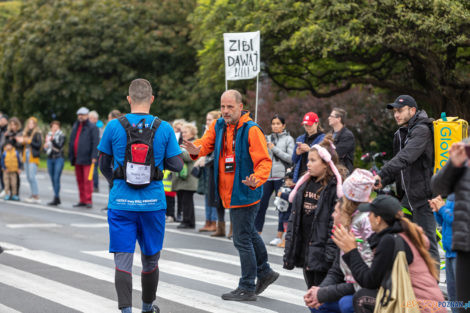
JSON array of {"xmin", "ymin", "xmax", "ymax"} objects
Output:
[{"xmin": 1, "ymin": 90, "xmax": 469, "ymax": 313}]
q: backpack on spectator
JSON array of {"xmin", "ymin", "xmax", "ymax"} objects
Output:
[{"xmin": 113, "ymin": 116, "xmax": 163, "ymax": 188}]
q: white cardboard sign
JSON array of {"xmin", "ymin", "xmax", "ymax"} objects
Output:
[{"xmin": 224, "ymin": 31, "xmax": 260, "ymax": 81}]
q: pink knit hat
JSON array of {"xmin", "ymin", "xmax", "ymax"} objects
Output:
[{"xmin": 342, "ymin": 169, "xmax": 375, "ymax": 202}]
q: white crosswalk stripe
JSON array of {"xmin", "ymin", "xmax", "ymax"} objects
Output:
[
  {"xmin": 0, "ymin": 303, "xmax": 21, "ymax": 313},
  {"xmin": 0, "ymin": 264, "xmax": 127, "ymax": 312},
  {"xmin": 165, "ymin": 248, "xmax": 304, "ymax": 280},
  {"xmin": 0, "ymin": 242, "xmax": 306, "ymax": 313},
  {"xmin": 83, "ymin": 250, "xmax": 305, "ymax": 306}
]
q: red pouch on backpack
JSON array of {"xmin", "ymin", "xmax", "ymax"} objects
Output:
[{"xmin": 131, "ymin": 144, "xmax": 149, "ymax": 163}]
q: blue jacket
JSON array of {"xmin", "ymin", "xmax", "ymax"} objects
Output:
[
  {"xmin": 292, "ymin": 132, "xmax": 325, "ymax": 182},
  {"xmin": 213, "ymin": 118, "xmax": 264, "ymax": 206},
  {"xmin": 434, "ymin": 194, "xmax": 456, "ymax": 258}
]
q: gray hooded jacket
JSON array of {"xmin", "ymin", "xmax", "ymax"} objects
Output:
[{"xmin": 267, "ymin": 131, "xmax": 295, "ymax": 179}]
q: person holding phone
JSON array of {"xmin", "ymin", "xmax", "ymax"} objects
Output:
[
  {"xmin": 292, "ymin": 112, "xmax": 325, "ymax": 183},
  {"xmin": 431, "ymin": 139, "xmax": 470, "ymax": 311}
]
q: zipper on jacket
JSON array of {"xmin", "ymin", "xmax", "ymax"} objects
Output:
[{"xmin": 398, "ymin": 128, "xmax": 414, "ymax": 212}]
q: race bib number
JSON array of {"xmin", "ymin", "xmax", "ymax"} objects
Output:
[{"xmin": 126, "ymin": 162, "xmax": 151, "ymax": 185}]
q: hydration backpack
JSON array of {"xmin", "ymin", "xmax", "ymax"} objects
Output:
[{"xmin": 113, "ymin": 115, "xmax": 164, "ymax": 188}]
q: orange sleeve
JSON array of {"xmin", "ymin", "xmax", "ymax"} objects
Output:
[
  {"xmin": 191, "ymin": 120, "xmax": 217, "ymax": 160},
  {"xmin": 248, "ymin": 126, "xmax": 272, "ymax": 189}
]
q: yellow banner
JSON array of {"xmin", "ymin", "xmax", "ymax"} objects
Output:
[{"xmin": 433, "ymin": 117, "xmax": 468, "ymax": 173}]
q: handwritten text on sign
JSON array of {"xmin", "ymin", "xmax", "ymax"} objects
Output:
[{"xmin": 224, "ymin": 31, "xmax": 260, "ymax": 80}]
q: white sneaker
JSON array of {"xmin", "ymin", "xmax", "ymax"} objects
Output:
[
  {"xmin": 24, "ymin": 197, "xmax": 41, "ymax": 204},
  {"xmin": 166, "ymin": 216, "xmax": 175, "ymax": 223},
  {"xmin": 269, "ymin": 238, "xmax": 282, "ymax": 246},
  {"xmin": 0, "ymin": 190, "xmax": 5, "ymax": 198}
]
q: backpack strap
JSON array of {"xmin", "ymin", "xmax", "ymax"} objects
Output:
[
  {"xmin": 150, "ymin": 117, "xmax": 161, "ymax": 134},
  {"xmin": 117, "ymin": 115, "xmax": 132, "ymax": 131}
]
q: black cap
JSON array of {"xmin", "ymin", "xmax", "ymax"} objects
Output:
[
  {"xmin": 387, "ymin": 95, "xmax": 418, "ymax": 110},
  {"xmin": 357, "ymin": 195, "xmax": 401, "ymax": 223}
]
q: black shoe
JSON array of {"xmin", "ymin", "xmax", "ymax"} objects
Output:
[
  {"xmin": 142, "ymin": 304, "xmax": 160, "ymax": 313},
  {"xmin": 73, "ymin": 202, "xmax": 87, "ymax": 207},
  {"xmin": 177, "ymin": 223, "xmax": 195, "ymax": 229},
  {"xmin": 255, "ymin": 270, "xmax": 279, "ymax": 295},
  {"xmin": 85, "ymin": 203, "xmax": 93, "ymax": 209},
  {"xmin": 47, "ymin": 197, "xmax": 60, "ymax": 206},
  {"xmin": 0, "ymin": 245, "xmax": 3, "ymax": 254},
  {"xmin": 221, "ymin": 288, "xmax": 257, "ymax": 301}
]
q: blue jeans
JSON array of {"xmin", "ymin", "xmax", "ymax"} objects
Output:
[
  {"xmin": 446, "ymin": 257, "xmax": 458, "ymax": 313},
  {"xmin": 255, "ymin": 179, "xmax": 283, "ymax": 232},
  {"xmin": 309, "ymin": 295, "xmax": 354, "ymax": 313},
  {"xmin": 47, "ymin": 157, "xmax": 64, "ymax": 198},
  {"xmin": 230, "ymin": 203, "xmax": 271, "ymax": 291},
  {"xmin": 25, "ymin": 150, "xmax": 38, "ymax": 196},
  {"xmin": 205, "ymin": 194, "xmax": 218, "ymax": 221}
]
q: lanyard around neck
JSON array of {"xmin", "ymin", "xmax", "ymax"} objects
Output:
[{"xmin": 223, "ymin": 123, "xmax": 238, "ymax": 155}]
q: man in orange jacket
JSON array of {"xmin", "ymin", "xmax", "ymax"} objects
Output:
[{"xmin": 182, "ymin": 89, "xmax": 279, "ymax": 301}]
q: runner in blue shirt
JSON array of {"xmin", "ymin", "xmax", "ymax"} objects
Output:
[{"xmin": 98, "ymin": 79, "xmax": 183, "ymax": 313}]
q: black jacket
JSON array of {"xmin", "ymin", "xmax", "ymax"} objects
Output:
[
  {"xmin": 203, "ymin": 152, "xmax": 219, "ymax": 207},
  {"xmin": 431, "ymin": 160, "xmax": 470, "ymax": 252},
  {"xmin": 69, "ymin": 120, "xmax": 99, "ymax": 165},
  {"xmin": 333, "ymin": 127, "xmax": 355, "ymax": 173},
  {"xmin": 316, "ymin": 250, "xmax": 355, "ymax": 303},
  {"xmin": 342, "ymin": 221, "xmax": 413, "ymax": 290},
  {"xmin": 378, "ymin": 110, "xmax": 434, "ymax": 209},
  {"xmin": 0, "ymin": 125, "xmax": 7, "ymax": 150},
  {"xmin": 283, "ymin": 177, "xmax": 338, "ymax": 272},
  {"xmin": 28, "ymin": 132, "xmax": 42, "ymax": 158}
]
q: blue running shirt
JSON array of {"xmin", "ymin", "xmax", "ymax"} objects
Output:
[{"xmin": 98, "ymin": 114, "xmax": 181, "ymax": 211}]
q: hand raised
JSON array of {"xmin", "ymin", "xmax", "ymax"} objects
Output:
[
  {"xmin": 242, "ymin": 174, "xmax": 260, "ymax": 188},
  {"xmin": 449, "ymin": 142, "xmax": 467, "ymax": 167},
  {"xmin": 181, "ymin": 139, "xmax": 201, "ymax": 155},
  {"xmin": 332, "ymin": 224, "xmax": 357, "ymax": 253}
]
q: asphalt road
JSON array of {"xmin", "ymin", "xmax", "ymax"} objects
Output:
[
  {"xmin": 0, "ymin": 170, "xmax": 448, "ymax": 313},
  {"xmin": 0, "ymin": 170, "xmax": 311, "ymax": 313}
]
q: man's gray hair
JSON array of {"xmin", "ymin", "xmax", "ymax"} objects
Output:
[
  {"xmin": 89, "ymin": 110, "xmax": 99, "ymax": 119},
  {"xmin": 222, "ymin": 89, "xmax": 243, "ymax": 104},
  {"xmin": 129, "ymin": 78, "xmax": 153, "ymax": 103}
]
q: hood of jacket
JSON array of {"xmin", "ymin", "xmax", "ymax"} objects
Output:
[{"xmin": 406, "ymin": 110, "xmax": 433, "ymax": 131}]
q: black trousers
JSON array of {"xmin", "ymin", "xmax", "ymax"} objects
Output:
[
  {"xmin": 177, "ymin": 190, "xmax": 195, "ymax": 227},
  {"xmin": 165, "ymin": 195, "xmax": 175, "ymax": 218},
  {"xmin": 216, "ymin": 202, "xmax": 225, "ymax": 222},
  {"xmin": 456, "ymin": 250, "xmax": 470, "ymax": 313},
  {"xmin": 302, "ymin": 268, "xmax": 327, "ymax": 289}
]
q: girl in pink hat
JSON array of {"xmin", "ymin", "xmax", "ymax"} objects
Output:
[{"xmin": 304, "ymin": 168, "xmax": 375, "ymax": 312}]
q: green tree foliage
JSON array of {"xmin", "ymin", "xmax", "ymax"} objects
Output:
[
  {"xmin": 0, "ymin": 1, "xmax": 21, "ymax": 29},
  {"xmin": 191, "ymin": 0, "xmax": 470, "ymax": 119},
  {"xmin": 0, "ymin": 0, "xmax": 205, "ymax": 123}
]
